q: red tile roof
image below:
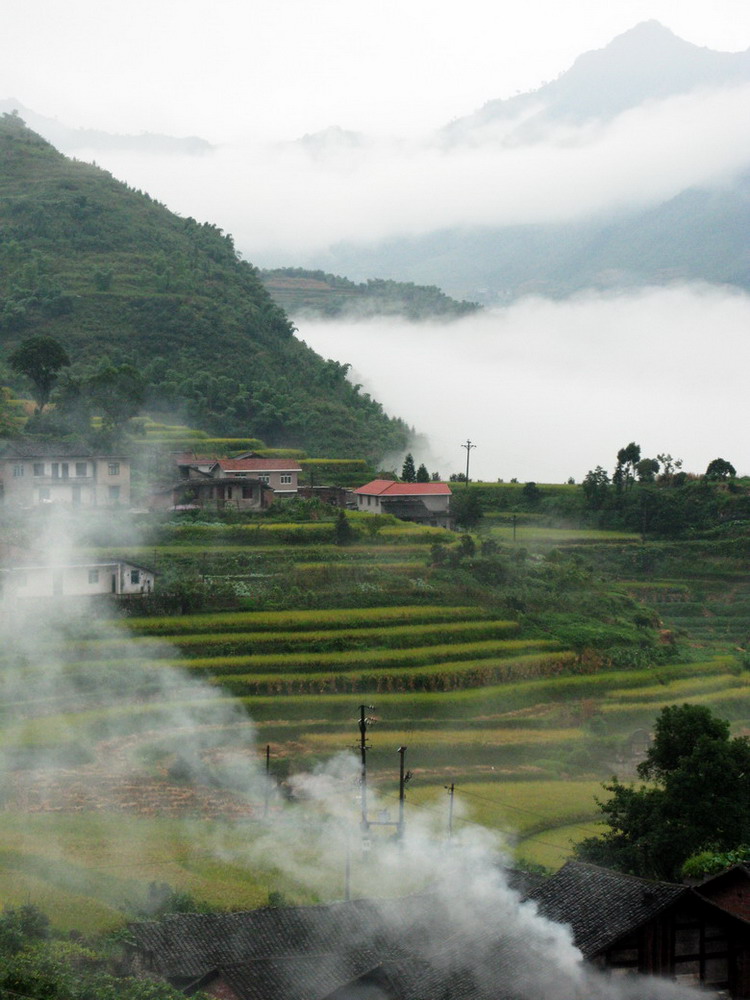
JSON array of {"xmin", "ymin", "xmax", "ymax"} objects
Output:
[
  {"xmin": 213, "ymin": 459, "xmax": 302, "ymax": 472},
  {"xmin": 355, "ymin": 479, "xmax": 451, "ymax": 496}
]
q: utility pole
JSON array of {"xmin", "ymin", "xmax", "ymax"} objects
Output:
[
  {"xmin": 264, "ymin": 744, "xmax": 271, "ymax": 817},
  {"xmin": 397, "ymin": 746, "xmax": 411, "ymax": 838},
  {"xmin": 358, "ymin": 705, "xmax": 375, "ymax": 830},
  {"xmin": 445, "ymin": 782, "xmax": 455, "ymax": 842},
  {"xmin": 461, "ymin": 439, "xmax": 475, "ymax": 486}
]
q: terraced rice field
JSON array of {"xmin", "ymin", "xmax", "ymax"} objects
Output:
[{"xmin": 4, "ymin": 522, "xmax": 750, "ymax": 926}]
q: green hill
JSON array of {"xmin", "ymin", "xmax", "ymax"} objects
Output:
[
  {"xmin": 261, "ymin": 267, "xmax": 480, "ymax": 321},
  {"xmin": 0, "ymin": 113, "xmax": 409, "ymax": 459}
]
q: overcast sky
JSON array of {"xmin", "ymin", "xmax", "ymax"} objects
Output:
[
  {"xmin": 4, "ymin": 1, "xmax": 750, "ymax": 480},
  {"xmin": 4, "ymin": 0, "xmax": 750, "ymax": 142}
]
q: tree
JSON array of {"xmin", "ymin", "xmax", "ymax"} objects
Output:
[
  {"xmin": 401, "ymin": 453, "xmax": 416, "ymax": 483},
  {"xmin": 575, "ymin": 704, "xmax": 750, "ymax": 879},
  {"xmin": 582, "ymin": 466, "xmax": 610, "ymax": 510},
  {"xmin": 416, "ymin": 463, "xmax": 430, "ymax": 483},
  {"xmin": 615, "ymin": 442, "xmax": 641, "ymax": 490},
  {"xmin": 334, "ymin": 508, "xmax": 355, "ymax": 546},
  {"xmin": 450, "ymin": 489, "xmax": 483, "ymax": 529},
  {"xmin": 636, "ymin": 457, "xmax": 660, "ymax": 483},
  {"xmin": 705, "ymin": 458, "xmax": 736, "ymax": 481},
  {"xmin": 7, "ymin": 336, "xmax": 70, "ymax": 412}
]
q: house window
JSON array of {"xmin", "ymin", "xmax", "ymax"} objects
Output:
[
  {"xmin": 226, "ymin": 486, "xmax": 233, "ymax": 499},
  {"xmin": 108, "ymin": 485, "xmax": 121, "ymax": 500},
  {"xmin": 242, "ymin": 486, "xmax": 253, "ymax": 499},
  {"xmin": 88, "ymin": 569, "xmax": 99, "ymax": 584},
  {"xmin": 108, "ymin": 462, "xmax": 120, "ymax": 476},
  {"xmin": 367, "ymin": 496, "xmax": 372, "ymax": 506},
  {"xmin": 259, "ymin": 475, "xmax": 270, "ymax": 484},
  {"xmin": 280, "ymin": 474, "xmax": 292, "ymax": 485},
  {"xmin": 38, "ymin": 488, "xmax": 51, "ymax": 501},
  {"xmin": 12, "ymin": 464, "xmax": 23, "ymax": 477},
  {"xmin": 52, "ymin": 463, "xmax": 59, "ymax": 478},
  {"xmin": 76, "ymin": 462, "xmax": 87, "ymax": 477},
  {"xmin": 130, "ymin": 569, "xmax": 140, "ymax": 585},
  {"xmin": 33, "ymin": 463, "xmax": 45, "ymax": 477}
]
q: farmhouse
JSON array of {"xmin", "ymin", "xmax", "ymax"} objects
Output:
[
  {"xmin": 0, "ymin": 439, "xmax": 130, "ymax": 507},
  {"xmin": 527, "ymin": 860, "xmax": 750, "ymax": 996},
  {"xmin": 208, "ymin": 458, "xmax": 302, "ymax": 496},
  {"xmin": 354, "ymin": 480, "xmax": 453, "ymax": 528},
  {"xmin": 0, "ymin": 559, "xmax": 155, "ymax": 598},
  {"xmin": 127, "ymin": 863, "xmax": 750, "ymax": 1000}
]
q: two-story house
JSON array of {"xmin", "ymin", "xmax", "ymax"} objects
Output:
[{"xmin": 0, "ymin": 440, "xmax": 130, "ymax": 507}]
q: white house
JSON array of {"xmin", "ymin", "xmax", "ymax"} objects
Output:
[
  {"xmin": 0, "ymin": 560, "xmax": 155, "ymax": 599},
  {"xmin": 354, "ymin": 480, "xmax": 453, "ymax": 528},
  {"xmin": 0, "ymin": 441, "xmax": 130, "ymax": 507}
]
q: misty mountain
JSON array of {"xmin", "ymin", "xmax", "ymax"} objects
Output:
[
  {"xmin": 314, "ymin": 172, "xmax": 750, "ymax": 302},
  {"xmin": 310, "ymin": 23, "xmax": 750, "ymax": 302},
  {"xmin": 0, "ymin": 99, "xmax": 213, "ymax": 156},
  {"xmin": 0, "ymin": 114, "xmax": 409, "ymax": 459},
  {"xmin": 442, "ymin": 21, "xmax": 750, "ymax": 144}
]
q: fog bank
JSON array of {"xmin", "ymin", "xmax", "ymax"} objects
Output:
[{"xmin": 296, "ymin": 283, "xmax": 750, "ymax": 483}]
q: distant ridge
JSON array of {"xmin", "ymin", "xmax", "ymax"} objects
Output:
[
  {"xmin": 0, "ymin": 99, "xmax": 213, "ymax": 156},
  {"xmin": 442, "ymin": 21, "xmax": 750, "ymax": 143}
]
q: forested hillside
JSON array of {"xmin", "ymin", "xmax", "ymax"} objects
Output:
[
  {"xmin": 261, "ymin": 267, "xmax": 480, "ymax": 321},
  {"xmin": 0, "ymin": 113, "xmax": 409, "ymax": 459}
]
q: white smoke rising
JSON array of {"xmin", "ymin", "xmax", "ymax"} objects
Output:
[{"xmin": 296, "ymin": 283, "xmax": 750, "ymax": 483}]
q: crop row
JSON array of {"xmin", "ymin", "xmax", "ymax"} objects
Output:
[
  {"xmin": 61, "ymin": 619, "xmax": 521, "ymax": 660},
  {"xmin": 168, "ymin": 638, "xmax": 559, "ymax": 676},
  {"xmin": 123, "ymin": 605, "xmax": 499, "ymax": 636},
  {"xmin": 212, "ymin": 650, "xmax": 578, "ymax": 696}
]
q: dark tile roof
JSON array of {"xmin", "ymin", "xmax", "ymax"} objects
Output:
[
  {"xmin": 129, "ymin": 898, "xmax": 426, "ymax": 981},
  {"xmin": 206, "ymin": 951, "xmax": 382, "ymax": 1000},
  {"xmin": 524, "ymin": 861, "xmax": 687, "ymax": 958},
  {"xmin": 0, "ymin": 438, "xmax": 125, "ymax": 459}
]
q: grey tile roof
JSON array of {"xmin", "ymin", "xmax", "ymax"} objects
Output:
[{"xmin": 524, "ymin": 861, "xmax": 687, "ymax": 958}]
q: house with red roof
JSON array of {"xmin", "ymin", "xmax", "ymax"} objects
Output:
[{"xmin": 354, "ymin": 480, "xmax": 453, "ymax": 528}]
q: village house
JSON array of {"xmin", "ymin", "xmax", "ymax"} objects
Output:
[
  {"xmin": 0, "ymin": 559, "xmax": 155, "ymax": 599},
  {"xmin": 0, "ymin": 440, "xmax": 130, "ymax": 507},
  {"xmin": 527, "ymin": 860, "xmax": 750, "ymax": 997},
  {"xmin": 126, "ymin": 862, "xmax": 750, "ymax": 1000},
  {"xmin": 150, "ymin": 453, "xmax": 278, "ymax": 511},
  {"xmin": 354, "ymin": 480, "xmax": 453, "ymax": 529}
]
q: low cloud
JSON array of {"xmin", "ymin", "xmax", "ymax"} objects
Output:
[
  {"xmin": 296, "ymin": 283, "xmax": 750, "ymax": 483},
  {"xmin": 80, "ymin": 84, "xmax": 750, "ymax": 262}
]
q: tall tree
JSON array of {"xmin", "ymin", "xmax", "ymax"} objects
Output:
[
  {"xmin": 401, "ymin": 453, "xmax": 416, "ymax": 483},
  {"xmin": 575, "ymin": 704, "xmax": 750, "ymax": 879},
  {"xmin": 7, "ymin": 336, "xmax": 70, "ymax": 412},
  {"xmin": 416, "ymin": 463, "xmax": 430, "ymax": 482}
]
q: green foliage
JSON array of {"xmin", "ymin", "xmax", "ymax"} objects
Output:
[
  {"xmin": 705, "ymin": 457, "xmax": 736, "ymax": 480},
  {"xmin": 401, "ymin": 453, "xmax": 416, "ymax": 483},
  {"xmin": 0, "ymin": 116, "xmax": 409, "ymax": 461},
  {"xmin": 333, "ymin": 509, "xmax": 356, "ymax": 546},
  {"xmin": 576, "ymin": 704, "xmax": 750, "ymax": 879},
  {"xmin": 450, "ymin": 489, "xmax": 483, "ymax": 529},
  {"xmin": 7, "ymin": 335, "xmax": 70, "ymax": 411},
  {"xmin": 260, "ymin": 267, "xmax": 481, "ymax": 321},
  {"xmin": 0, "ymin": 904, "xmax": 50, "ymax": 956}
]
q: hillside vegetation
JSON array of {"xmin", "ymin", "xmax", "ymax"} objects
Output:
[
  {"xmin": 0, "ymin": 113, "xmax": 409, "ymax": 459},
  {"xmin": 260, "ymin": 267, "xmax": 480, "ymax": 321}
]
